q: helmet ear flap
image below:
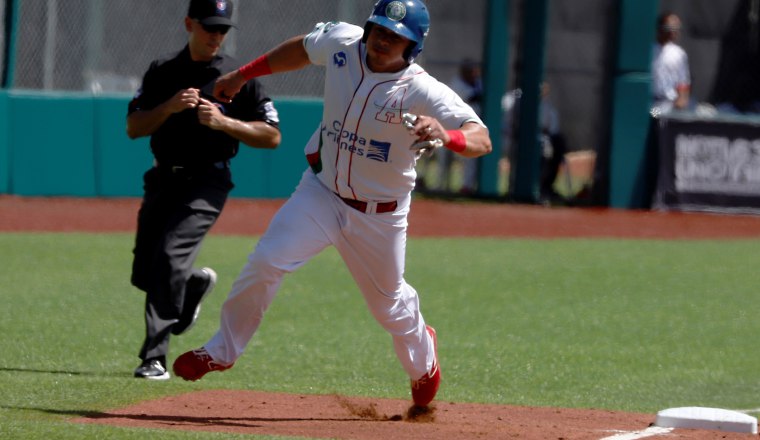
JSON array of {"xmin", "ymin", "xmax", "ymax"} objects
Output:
[
  {"xmin": 403, "ymin": 42, "xmax": 418, "ymax": 63},
  {"xmin": 362, "ymin": 22, "xmax": 373, "ymax": 44}
]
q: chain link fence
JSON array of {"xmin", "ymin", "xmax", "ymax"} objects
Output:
[
  {"xmin": 1, "ymin": 0, "xmax": 7, "ymax": 82},
  {"xmin": 3, "ymin": 1, "xmax": 756, "ymax": 123},
  {"xmin": 5, "ymin": 0, "xmax": 486, "ymax": 97}
]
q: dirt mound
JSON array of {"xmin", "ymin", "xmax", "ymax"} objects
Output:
[{"xmin": 72, "ymin": 390, "xmax": 754, "ymax": 440}]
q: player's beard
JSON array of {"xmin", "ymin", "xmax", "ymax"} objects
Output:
[{"xmin": 366, "ymin": 45, "xmax": 407, "ymax": 73}]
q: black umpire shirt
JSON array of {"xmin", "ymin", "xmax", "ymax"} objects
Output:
[{"xmin": 128, "ymin": 45, "xmax": 279, "ymax": 168}]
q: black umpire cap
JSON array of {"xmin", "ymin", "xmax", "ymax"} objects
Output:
[{"xmin": 188, "ymin": 0, "xmax": 235, "ymax": 27}]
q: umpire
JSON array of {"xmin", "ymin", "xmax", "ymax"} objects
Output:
[{"xmin": 126, "ymin": 0, "xmax": 281, "ymax": 380}]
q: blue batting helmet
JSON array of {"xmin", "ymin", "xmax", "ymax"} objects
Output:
[{"xmin": 363, "ymin": 0, "xmax": 430, "ymax": 63}]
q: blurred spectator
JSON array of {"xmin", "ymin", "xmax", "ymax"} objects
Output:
[
  {"xmin": 651, "ymin": 12, "xmax": 691, "ymax": 114},
  {"xmin": 502, "ymin": 82, "xmax": 568, "ymax": 203},
  {"xmin": 437, "ymin": 58, "xmax": 483, "ymax": 194}
]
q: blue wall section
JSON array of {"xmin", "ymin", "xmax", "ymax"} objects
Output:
[
  {"xmin": 1, "ymin": 92, "xmax": 322, "ymax": 198},
  {"xmin": 10, "ymin": 92, "xmax": 97, "ymax": 196},
  {"xmin": 229, "ymin": 98, "xmax": 322, "ymax": 198},
  {"xmin": 0, "ymin": 92, "xmax": 8, "ymax": 193},
  {"xmin": 95, "ymin": 97, "xmax": 153, "ymax": 197},
  {"xmin": 609, "ymin": 75, "xmax": 657, "ymax": 208},
  {"xmin": 607, "ymin": 0, "xmax": 658, "ymax": 208},
  {"xmin": 616, "ymin": 0, "xmax": 658, "ymax": 73}
]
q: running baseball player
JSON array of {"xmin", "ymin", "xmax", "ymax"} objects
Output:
[{"xmin": 173, "ymin": 0, "xmax": 492, "ymax": 407}]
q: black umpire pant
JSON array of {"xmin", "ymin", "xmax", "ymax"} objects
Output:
[
  {"xmin": 131, "ymin": 164, "xmax": 233, "ymax": 364},
  {"xmin": 540, "ymin": 132, "xmax": 568, "ymax": 197}
]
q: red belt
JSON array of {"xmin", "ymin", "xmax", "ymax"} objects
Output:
[{"xmin": 337, "ymin": 194, "xmax": 398, "ymax": 214}]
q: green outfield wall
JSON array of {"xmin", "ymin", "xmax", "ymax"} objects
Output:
[{"xmin": 0, "ymin": 91, "xmax": 321, "ymax": 198}]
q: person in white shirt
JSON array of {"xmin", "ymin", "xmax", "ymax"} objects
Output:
[
  {"xmin": 439, "ymin": 58, "xmax": 483, "ymax": 194},
  {"xmin": 651, "ymin": 12, "xmax": 691, "ymax": 113},
  {"xmin": 501, "ymin": 82, "xmax": 568, "ymax": 202}
]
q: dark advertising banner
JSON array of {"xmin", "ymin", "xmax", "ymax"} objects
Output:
[{"xmin": 652, "ymin": 114, "xmax": 760, "ymax": 214}]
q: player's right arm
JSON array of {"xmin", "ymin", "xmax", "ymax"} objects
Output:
[
  {"xmin": 126, "ymin": 88, "xmax": 201, "ymax": 139},
  {"xmin": 213, "ymin": 35, "xmax": 310, "ymax": 103}
]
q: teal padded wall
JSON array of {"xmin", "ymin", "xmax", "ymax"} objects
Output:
[
  {"xmin": 511, "ymin": 0, "xmax": 549, "ymax": 203},
  {"xmin": 606, "ymin": 0, "xmax": 658, "ymax": 208},
  {"xmin": 2, "ymin": 92, "xmax": 321, "ymax": 198},
  {"xmin": 10, "ymin": 92, "xmax": 96, "ymax": 196},
  {"xmin": 609, "ymin": 74, "xmax": 657, "ymax": 208},
  {"xmin": 95, "ymin": 96, "xmax": 153, "ymax": 197},
  {"xmin": 479, "ymin": 0, "xmax": 509, "ymax": 197},
  {"xmin": 616, "ymin": 0, "xmax": 658, "ymax": 72},
  {"xmin": 230, "ymin": 98, "xmax": 323, "ymax": 199},
  {"xmin": 265, "ymin": 99, "xmax": 323, "ymax": 197},
  {"xmin": 0, "ymin": 91, "xmax": 8, "ymax": 193}
]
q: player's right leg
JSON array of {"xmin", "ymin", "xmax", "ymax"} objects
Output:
[{"xmin": 173, "ymin": 171, "xmax": 339, "ymax": 381}]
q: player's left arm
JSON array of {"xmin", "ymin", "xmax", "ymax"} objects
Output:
[
  {"xmin": 447, "ymin": 121, "xmax": 492, "ymax": 158},
  {"xmin": 410, "ymin": 116, "xmax": 492, "ymax": 158}
]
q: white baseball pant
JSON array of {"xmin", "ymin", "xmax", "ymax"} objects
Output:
[{"xmin": 204, "ymin": 170, "xmax": 436, "ymax": 380}]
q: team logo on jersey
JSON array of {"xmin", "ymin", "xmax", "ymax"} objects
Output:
[
  {"xmin": 386, "ymin": 1, "xmax": 406, "ymax": 21},
  {"xmin": 366, "ymin": 140, "xmax": 391, "ymax": 162},
  {"xmin": 324, "ymin": 120, "xmax": 392, "ymax": 163},
  {"xmin": 333, "ymin": 51, "xmax": 347, "ymax": 67},
  {"xmin": 374, "ymin": 86, "xmax": 408, "ymax": 123}
]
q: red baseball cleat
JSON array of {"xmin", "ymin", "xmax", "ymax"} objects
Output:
[
  {"xmin": 411, "ymin": 325, "xmax": 440, "ymax": 406},
  {"xmin": 173, "ymin": 347, "xmax": 233, "ymax": 381}
]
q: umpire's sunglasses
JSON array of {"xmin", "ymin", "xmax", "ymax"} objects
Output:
[{"xmin": 194, "ymin": 20, "xmax": 231, "ymax": 35}]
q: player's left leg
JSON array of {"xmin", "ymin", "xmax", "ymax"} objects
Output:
[{"xmin": 334, "ymin": 205, "xmax": 438, "ymax": 404}]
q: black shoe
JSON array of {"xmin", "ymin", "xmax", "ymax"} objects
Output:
[
  {"xmin": 134, "ymin": 358, "xmax": 170, "ymax": 380},
  {"xmin": 539, "ymin": 191, "xmax": 565, "ymax": 206},
  {"xmin": 172, "ymin": 267, "xmax": 217, "ymax": 335}
]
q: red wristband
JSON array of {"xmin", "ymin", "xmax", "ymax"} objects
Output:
[
  {"xmin": 239, "ymin": 54, "xmax": 272, "ymax": 80},
  {"xmin": 445, "ymin": 130, "xmax": 466, "ymax": 153}
]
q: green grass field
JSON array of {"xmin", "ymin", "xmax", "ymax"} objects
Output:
[{"xmin": 1, "ymin": 232, "xmax": 758, "ymax": 439}]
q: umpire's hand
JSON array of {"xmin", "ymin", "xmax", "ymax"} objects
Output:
[
  {"xmin": 168, "ymin": 88, "xmax": 201, "ymax": 113},
  {"xmin": 197, "ymin": 98, "xmax": 226, "ymax": 130}
]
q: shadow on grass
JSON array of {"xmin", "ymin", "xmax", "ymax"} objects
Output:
[
  {"xmin": 0, "ymin": 366, "xmax": 132, "ymax": 378},
  {"xmin": 1, "ymin": 406, "xmax": 403, "ymax": 429}
]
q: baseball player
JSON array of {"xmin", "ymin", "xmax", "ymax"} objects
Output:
[
  {"xmin": 127, "ymin": 0, "xmax": 281, "ymax": 380},
  {"xmin": 173, "ymin": 0, "xmax": 491, "ymax": 407}
]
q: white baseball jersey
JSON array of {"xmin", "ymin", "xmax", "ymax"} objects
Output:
[{"xmin": 303, "ymin": 21, "xmax": 483, "ymax": 202}]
